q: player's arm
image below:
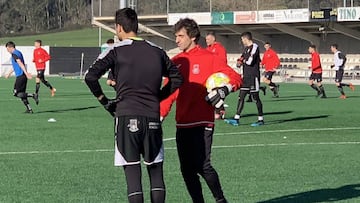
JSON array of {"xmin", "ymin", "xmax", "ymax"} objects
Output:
[
  {"xmin": 218, "ymin": 45, "xmax": 228, "ymax": 63},
  {"xmin": 13, "ymin": 54, "xmax": 32, "ymax": 79},
  {"xmin": 160, "ymin": 88, "xmax": 178, "ymax": 121},
  {"xmin": 5, "ymin": 69, "xmax": 14, "ymax": 78},
  {"xmin": 159, "ymin": 53, "xmax": 183, "ymax": 101},
  {"xmin": 42, "ymin": 49, "xmax": 51, "ymax": 62},
  {"xmin": 85, "ymin": 50, "xmax": 117, "ymax": 116},
  {"xmin": 244, "ymin": 44, "xmax": 259, "ymax": 66},
  {"xmin": 274, "ymin": 51, "xmax": 281, "ymax": 68},
  {"xmin": 338, "ymin": 52, "xmax": 346, "ymax": 68},
  {"xmin": 260, "ymin": 51, "xmax": 266, "ymax": 67},
  {"xmin": 106, "ymin": 69, "xmax": 116, "ymax": 87}
]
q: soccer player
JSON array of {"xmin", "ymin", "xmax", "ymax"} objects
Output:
[
  {"xmin": 33, "ymin": 39, "xmax": 56, "ymax": 97},
  {"xmin": 161, "ymin": 18, "xmax": 241, "ymax": 203},
  {"xmin": 225, "ymin": 32, "xmax": 264, "ymax": 127},
  {"xmin": 5, "ymin": 41, "xmax": 38, "ymax": 113},
  {"xmin": 330, "ymin": 43, "xmax": 355, "ymax": 99},
  {"xmin": 261, "ymin": 42, "xmax": 280, "ymax": 97},
  {"xmin": 308, "ymin": 44, "xmax": 326, "ymax": 98},
  {"xmin": 205, "ymin": 31, "xmax": 227, "ymax": 63},
  {"xmin": 205, "ymin": 31, "xmax": 228, "ymax": 119},
  {"xmin": 85, "ymin": 8, "xmax": 183, "ymax": 203}
]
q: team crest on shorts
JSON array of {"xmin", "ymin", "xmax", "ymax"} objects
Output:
[{"xmin": 128, "ymin": 119, "xmax": 139, "ymax": 132}]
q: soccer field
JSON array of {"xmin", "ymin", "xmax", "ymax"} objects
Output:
[{"xmin": 0, "ymin": 77, "xmax": 360, "ymax": 202}]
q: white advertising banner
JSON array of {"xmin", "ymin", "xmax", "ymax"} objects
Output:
[
  {"xmin": 338, "ymin": 7, "xmax": 360, "ymax": 21},
  {"xmin": 258, "ymin": 9, "xmax": 309, "ymax": 23},
  {"xmin": 0, "ymin": 46, "xmax": 50, "ymax": 77},
  {"xmin": 168, "ymin": 12, "xmax": 211, "ymax": 25}
]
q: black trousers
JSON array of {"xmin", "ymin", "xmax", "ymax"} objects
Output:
[{"xmin": 176, "ymin": 126, "xmax": 226, "ymax": 203}]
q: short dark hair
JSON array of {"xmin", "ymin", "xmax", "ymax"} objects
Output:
[
  {"xmin": 115, "ymin": 8, "xmax": 138, "ymax": 34},
  {"xmin": 331, "ymin": 43, "xmax": 338, "ymax": 49},
  {"xmin": 35, "ymin": 40, "xmax": 42, "ymax": 45},
  {"xmin": 206, "ymin": 31, "xmax": 216, "ymax": 37},
  {"xmin": 5, "ymin": 41, "xmax": 15, "ymax": 48},
  {"xmin": 309, "ymin": 44, "xmax": 316, "ymax": 49},
  {"xmin": 264, "ymin": 42, "xmax": 271, "ymax": 46},
  {"xmin": 241, "ymin": 32, "xmax": 252, "ymax": 40},
  {"xmin": 174, "ymin": 18, "xmax": 201, "ymax": 43},
  {"xmin": 106, "ymin": 39, "xmax": 114, "ymax": 44}
]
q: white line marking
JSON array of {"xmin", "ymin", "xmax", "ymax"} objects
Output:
[
  {"xmin": 214, "ymin": 127, "xmax": 360, "ymax": 135},
  {"xmin": 0, "ymin": 127, "xmax": 359, "ymax": 156},
  {"xmin": 1, "ymin": 141, "xmax": 359, "ymax": 156}
]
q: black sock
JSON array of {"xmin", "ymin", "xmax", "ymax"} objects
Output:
[
  {"xmin": 319, "ymin": 85, "xmax": 326, "ymax": 96},
  {"xmin": 147, "ymin": 162, "xmax": 166, "ymax": 203},
  {"xmin": 340, "ymin": 83, "xmax": 349, "ymax": 87},
  {"xmin": 44, "ymin": 81, "xmax": 53, "ymax": 89},
  {"xmin": 310, "ymin": 84, "xmax": 319, "ymax": 92},
  {"xmin": 35, "ymin": 83, "xmax": 40, "ymax": 94},
  {"xmin": 337, "ymin": 85, "xmax": 345, "ymax": 95},
  {"xmin": 21, "ymin": 98, "xmax": 32, "ymax": 110},
  {"xmin": 124, "ymin": 164, "xmax": 144, "ymax": 203}
]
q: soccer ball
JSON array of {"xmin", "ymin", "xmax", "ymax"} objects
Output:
[{"xmin": 205, "ymin": 72, "xmax": 230, "ymax": 92}]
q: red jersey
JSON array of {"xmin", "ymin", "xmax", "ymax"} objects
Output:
[
  {"xmin": 206, "ymin": 42, "xmax": 227, "ymax": 64},
  {"xmin": 310, "ymin": 52, "xmax": 322, "ymax": 73},
  {"xmin": 33, "ymin": 47, "xmax": 51, "ymax": 70},
  {"xmin": 161, "ymin": 45, "xmax": 242, "ymax": 128},
  {"xmin": 261, "ymin": 48, "xmax": 280, "ymax": 72}
]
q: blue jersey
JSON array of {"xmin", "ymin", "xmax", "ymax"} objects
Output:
[{"xmin": 11, "ymin": 49, "xmax": 25, "ymax": 77}]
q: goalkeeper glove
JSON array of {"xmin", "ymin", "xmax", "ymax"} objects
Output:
[
  {"xmin": 205, "ymin": 85, "xmax": 232, "ymax": 109},
  {"xmin": 99, "ymin": 96, "xmax": 119, "ymax": 117}
]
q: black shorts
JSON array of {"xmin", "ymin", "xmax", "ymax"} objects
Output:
[
  {"xmin": 13, "ymin": 74, "xmax": 27, "ymax": 95},
  {"xmin": 114, "ymin": 116, "xmax": 163, "ymax": 166},
  {"xmin": 241, "ymin": 76, "xmax": 260, "ymax": 92},
  {"xmin": 264, "ymin": 71, "xmax": 275, "ymax": 80},
  {"xmin": 335, "ymin": 69, "xmax": 344, "ymax": 83},
  {"xmin": 309, "ymin": 73, "xmax": 322, "ymax": 82},
  {"xmin": 37, "ymin": 70, "xmax": 45, "ymax": 79},
  {"xmin": 176, "ymin": 126, "xmax": 213, "ymax": 172}
]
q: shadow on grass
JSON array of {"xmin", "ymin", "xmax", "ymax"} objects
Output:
[
  {"xmin": 36, "ymin": 106, "xmax": 99, "ymax": 114},
  {"xmin": 269, "ymin": 95, "xmax": 318, "ymax": 99},
  {"xmin": 266, "ymin": 115, "xmax": 329, "ymax": 125},
  {"xmin": 258, "ymin": 183, "xmax": 360, "ymax": 203},
  {"xmin": 239, "ymin": 111, "xmax": 293, "ymax": 118},
  {"xmin": 265, "ymin": 98, "xmax": 305, "ymax": 102}
]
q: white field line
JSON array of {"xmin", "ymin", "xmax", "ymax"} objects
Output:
[
  {"xmin": 0, "ymin": 127, "xmax": 359, "ymax": 156},
  {"xmin": 214, "ymin": 127, "xmax": 360, "ymax": 135},
  {"xmin": 0, "ymin": 141, "xmax": 359, "ymax": 156}
]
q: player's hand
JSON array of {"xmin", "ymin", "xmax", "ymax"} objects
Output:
[
  {"xmin": 205, "ymin": 85, "xmax": 231, "ymax": 108},
  {"xmin": 25, "ymin": 72, "xmax": 32, "ymax": 79},
  {"xmin": 99, "ymin": 96, "xmax": 119, "ymax": 117},
  {"xmin": 236, "ymin": 57, "xmax": 244, "ymax": 68},
  {"xmin": 106, "ymin": 79, "xmax": 116, "ymax": 87}
]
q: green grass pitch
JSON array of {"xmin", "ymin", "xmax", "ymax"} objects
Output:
[{"xmin": 0, "ymin": 77, "xmax": 360, "ymax": 202}]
